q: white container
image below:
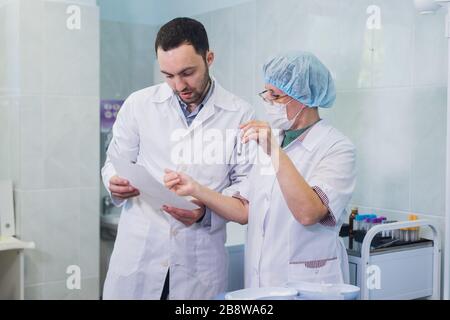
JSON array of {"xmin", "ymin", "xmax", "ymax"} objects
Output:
[
  {"xmin": 225, "ymin": 287, "xmax": 298, "ymax": 300},
  {"xmin": 286, "ymin": 281, "xmax": 360, "ymax": 300}
]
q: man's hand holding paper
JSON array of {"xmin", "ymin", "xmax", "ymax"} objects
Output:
[{"xmin": 109, "ymin": 155, "xmax": 199, "ymax": 212}]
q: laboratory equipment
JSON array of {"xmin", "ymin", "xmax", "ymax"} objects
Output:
[{"xmin": 346, "ymin": 220, "xmax": 441, "ymax": 300}]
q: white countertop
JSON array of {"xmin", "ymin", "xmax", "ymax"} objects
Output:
[{"xmin": 0, "ymin": 236, "xmax": 35, "ymax": 252}]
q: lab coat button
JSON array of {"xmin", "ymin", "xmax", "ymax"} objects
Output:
[{"xmin": 161, "ymin": 261, "xmax": 169, "ymax": 268}]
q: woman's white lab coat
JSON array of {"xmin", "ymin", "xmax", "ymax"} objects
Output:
[
  {"xmin": 227, "ymin": 119, "xmax": 356, "ymax": 288},
  {"xmin": 101, "ymin": 81, "xmax": 254, "ymax": 299}
]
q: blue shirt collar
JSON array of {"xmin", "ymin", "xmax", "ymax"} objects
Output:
[{"xmin": 176, "ymin": 79, "xmax": 215, "ymax": 118}]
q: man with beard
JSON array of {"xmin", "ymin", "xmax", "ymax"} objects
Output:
[{"xmin": 101, "ymin": 17, "xmax": 255, "ymax": 300}]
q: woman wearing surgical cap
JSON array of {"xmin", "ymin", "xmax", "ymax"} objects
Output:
[{"xmin": 164, "ymin": 52, "xmax": 356, "ymax": 288}]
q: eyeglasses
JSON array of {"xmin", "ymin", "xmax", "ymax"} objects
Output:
[{"xmin": 258, "ymin": 89, "xmax": 288, "ymax": 104}]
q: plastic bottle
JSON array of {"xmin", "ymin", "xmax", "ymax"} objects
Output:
[{"xmin": 408, "ymin": 214, "xmax": 419, "ymax": 242}]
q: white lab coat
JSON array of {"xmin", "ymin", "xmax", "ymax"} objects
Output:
[
  {"xmin": 101, "ymin": 80, "xmax": 255, "ymax": 300},
  {"xmin": 226, "ymin": 119, "xmax": 356, "ymax": 288}
]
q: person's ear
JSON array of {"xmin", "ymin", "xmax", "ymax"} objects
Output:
[{"xmin": 206, "ymin": 51, "xmax": 214, "ymax": 67}]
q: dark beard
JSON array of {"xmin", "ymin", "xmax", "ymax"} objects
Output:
[{"xmin": 179, "ymin": 66, "xmax": 211, "ymax": 106}]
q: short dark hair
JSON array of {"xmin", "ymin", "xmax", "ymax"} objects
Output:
[{"xmin": 155, "ymin": 17, "xmax": 209, "ymax": 59}]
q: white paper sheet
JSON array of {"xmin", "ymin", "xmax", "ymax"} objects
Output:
[{"xmin": 110, "ymin": 156, "xmax": 199, "ymax": 211}]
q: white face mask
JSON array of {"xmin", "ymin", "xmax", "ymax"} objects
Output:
[{"xmin": 265, "ymin": 99, "xmax": 305, "ymax": 130}]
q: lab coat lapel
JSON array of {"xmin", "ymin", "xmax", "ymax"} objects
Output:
[
  {"xmin": 184, "ymin": 101, "xmax": 216, "ymax": 136},
  {"xmin": 178, "ymin": 83, "xmax": 222, "ymax": 138}
]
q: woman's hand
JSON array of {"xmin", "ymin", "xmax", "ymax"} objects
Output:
[
  {"xmin": 240, "ymin": 121, "xmax": 279, "ymax": 156},
  {"xmin": 163, "ymin": 169, "xmax": 199, "ymax": 197}
]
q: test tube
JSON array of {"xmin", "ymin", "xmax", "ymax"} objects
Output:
[
  {"xmin": 354, "ymin": 215, "xmax": 364, "ymax": 231},
  {"xmin": 372, "ymin": 218, "xmax": 377, "ymax": 229},
  {"xmin": 408, "ymin": 214, "xmax": 419, "ymax": 242},
  {"xmin": 380, "ymin": 219, "xmax": 387, "ymax": 237},
  {"xmin": 382, "ymin": 220, "xmax": 397, "ymax": 238},
  {"xmin": 364, "ymin": 218, "xmax": 372, "ymax": 231},
  {"xmin": 360, "ymin": 218, "xmax": 366, "ymax": 231}
]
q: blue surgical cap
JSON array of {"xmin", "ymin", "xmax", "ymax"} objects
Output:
[{"xmin": 263, "ymin": 51, "xmax": 336, "ymax": 108}]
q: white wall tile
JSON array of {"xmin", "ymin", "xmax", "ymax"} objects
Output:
[
  {"xmin": 278, "ymin": 0, "xmax": 309, "ymax": 53},
  {"xmin": 371, "ymin": 0, "xmax": 415, "ymax": 88},
  {"xmin": 0, "ymin": 97, "xmax": 19, "ymax": 182},
  {"xmin": 413, "ymin": 9, "xmax": 447, "ymax": 87},
  {"xmin": 80, "ymin": 276, "xmax": 100, "ymax": 300},
  {"xmin": 100, "ymin": 20, "xmax": 132, "ymax": 99},
  {"xmin": 15, "ymin": 190, "xmax": 47, "ymax": 286},
  {"xmin": 0, "ymin": 1, "xmax": 20, "ymax": 94},
  {"xmin": 335, "ymin": 0, "xmax": 374, "ymax": 89},
  {"xmin": 335, "ymin": 89, "xmax": 414, "ymax": 211},
  {"xmin": 331, "ymin": 91, "xmax": 373, "ymax": 207},
  {"xmin": 18, "ymin": 97, "xmax": 46, "ymax": 190},
  {"xmin": 42, "ymin": 96, "xmax": 99, "ymax": 189},
  {"xmin": 78, "ymin": 98, "xmax": 100, "ymax": 188},
  {"xmin": 4, "ymin": 96, "xmax": 99, "ymax": 191},
  {"xmin": 16, "ymin": 188, "xmax": 100, "ymax": 290},
  {"xmin": 209, "ymin": 8, "xmax": 234, "ymax": 91},
  {"xmin": 370, "ymin": 89, "xmax": 413, "ymax": 211},
  {"xmin": 410, "ymin": 87, "xmax": 447, "ymax": 216},
  {"xmin": 129, "ymin": 23, "xmax": 156, "ymax": 91},
  {"xmin": 43, "ymin": 1, "xmax": 99, "ymax": 96},
  {"xmin": 79, "ymin": 188, "xmax": 100, "ymax": 278},
  {"xmin": 42, "ymin": 189, "xmax": 80, "ymax": 283},
  {"xmin": 18, "ymin": 0, "xmax": 44, "ymax": 95},
  {"xmin": 285, "ymin": 0, "xmax": 342, "ymax": 82},
  {"xmin": 24, "ymin": 284, "xmax": 43, "ymax": 300},
  {"xmin": 254, "ymin": 0, "xmax": 281, "ymax": 92},
  {"xmin": 231, "ymin": 1, "xmax": 256, "ymax": 100},
  {"xmin": 39, "ymin": 277, "xmax": 99, "ymax": 300}
]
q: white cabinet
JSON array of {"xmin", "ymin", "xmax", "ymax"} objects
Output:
[{"xmin": 0, "ymin": 237, "xmax": 35, "ymax": 300}]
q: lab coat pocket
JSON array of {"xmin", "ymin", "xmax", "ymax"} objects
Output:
[
  {"xmin": 288, "ymin": 258, "xmax": 344, "ymax": 284},
  {"xmin": 109, "ymin": 213, "xmax": 149, "ymax": 277}
]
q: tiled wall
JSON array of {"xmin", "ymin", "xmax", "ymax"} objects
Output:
[
  {"xmin": 182, "ymin": 0, "xmax": 448, "ymax": 244},
  {"xmin": 100, "ymin": 20, "xmax": 157, "ymax": 100},
  {"xmin": 0, "ymin": 0, "xmax": 100, "ymax": 299}
]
